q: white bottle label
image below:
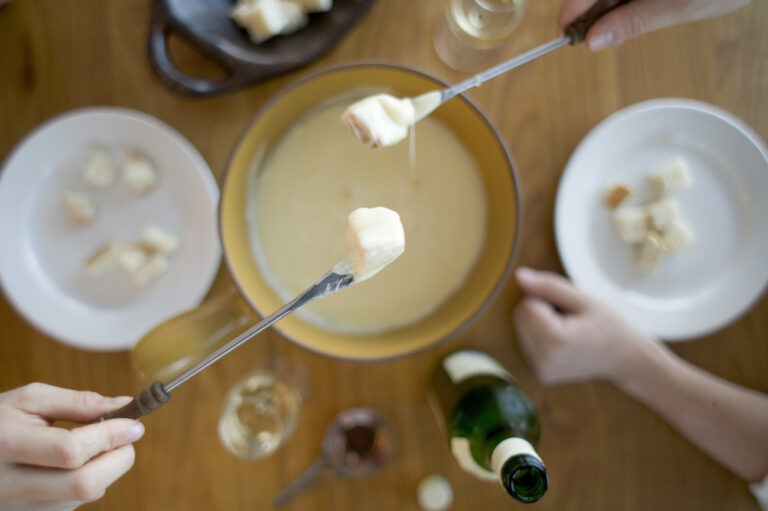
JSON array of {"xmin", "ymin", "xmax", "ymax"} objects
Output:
[
  {"xmin": 491, "ymin": 438, "xmax": 542, "ymax": 478},
  {"xmin": 450, "ymin": 437, "xmax": 497, "ymax": 481},
  {"xmin": 442, "ymin": 350, "xmax": 511, "ymax": 385}
]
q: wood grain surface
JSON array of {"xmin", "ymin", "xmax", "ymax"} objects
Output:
[{"xmin": 1, "ymin": 1, "xmax": 767, "ymax": 510}]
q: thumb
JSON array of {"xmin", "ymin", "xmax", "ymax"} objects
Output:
[{"xmin": 585, "ymin": 0, "xmax": 685, "ymax": 51}]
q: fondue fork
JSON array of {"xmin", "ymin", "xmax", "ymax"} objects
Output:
[
  {"xmin": 100, "ymin": 259, "xmax": 356, "ymax": 421},
  {"xmin": 412, "ymin": 0, "xmax": 629, "ymax": 122}
]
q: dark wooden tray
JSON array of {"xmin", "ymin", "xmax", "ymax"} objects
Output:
[{"xmin": 149, "ymin": 0, "xmax": 377, "ymax": 96}]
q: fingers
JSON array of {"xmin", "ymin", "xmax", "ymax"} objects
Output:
[
  {"xmin": 4, "ymin": 444, "xmax": 136, "ymax": 503},
  {"xmin": 513, "ymin": 297, "xmax": 560, "ymax": 369},
  {"xmin": 585, "ymin": 0, "xmax": 682, "ymax": 51},
  {"xmin": 0, "ymin": 498, "xmax": 81, "ymax": 511},
  {"xmin": 514, "ymin": 298, "xmax": 561, "ymax": 342},
  {"xmin": 515, "ymin": 267, "xmax": 588, "ymax": 313},
  {"xmin": 0, "ymin": 419, "xmax": 144, "ymax": 469},
  {"xmin": 8, "ymin": 383, "xmax": 132, "ymax": 423}
]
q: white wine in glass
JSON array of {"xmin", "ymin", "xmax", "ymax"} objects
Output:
[
  {"xmin": 435, "ymin": 0, "xmax": 527, "ymax": 71},
  {"xmin": 218, "ymin": 370, "xmax": 303, "ymax": 459}
]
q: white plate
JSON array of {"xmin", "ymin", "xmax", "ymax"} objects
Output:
[
  {"xmin": 0, "ymin": 107, "xmax": 221, "ymax": 351},
  {"xmin": 555, "ymin": 99, "xmax": 768, "ymax": 341}
]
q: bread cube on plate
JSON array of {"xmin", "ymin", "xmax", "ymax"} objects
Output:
[
  {"xmin": 123, "ymin": 153, "xmax": 158, "ymax": 195},
  {"xmin": 613, "ymin": 207, "xmax": 647, "ymax": 244},
  {"xmin": 83, "ymin": 147, "xmax": 119, "ymax": 188},
  {"xmin": 141, "ymin": 225, "xmax": 180, "ymax": 255},
  {"xmin": 118, "ymin": 245, "xmax": 149, "ymax": 273},
  {"xmin": 133, "ymin": 255, "xmax": 170, "ymax": 287},
  {"xmin": 63, "ymin": 191, "xmax": 97, "ymax": 224},
  {"xmin": 661, "ymin": 220, "xmax": 695, "ymax": 252},
  {"xmin": 84, "ymin": 242, "xmax": 122, "ymax": 277},
  {"xmin": 636, "ymin": 232, "xmax": 665, "ymax": 273},
  {"xmin": 603, "ymin": 183, "xmax": 631, "ymax": 209},
  {"xmin": 648, "ymin": 158, "xmax": 692, "ymax": 196},
  {"xmin": 646, "ymin": 197, "xmax": 680, "ymax": 231},
  {"xmin": 278, "ymin": 1, "xmax": 308, "ymax": 34},
  {"xmin": 231, "ymin": 0, "xmax": 307, "ymax": 43}
]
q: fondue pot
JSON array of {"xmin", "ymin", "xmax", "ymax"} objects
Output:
[{"xmin": 132, "ymin": 64, "xmax": 521, "ymax": 382}]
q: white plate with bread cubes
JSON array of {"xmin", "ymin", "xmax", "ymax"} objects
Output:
[
  {"xmin": 555, "ymin": 99, "xmax": 768, "ymax": 341},
  {"xmin": 0, "ymin": 108, "xmax": 221, "ymax": 351}
]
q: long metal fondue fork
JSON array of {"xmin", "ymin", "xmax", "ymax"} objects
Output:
[
  {"xmin": 101, "ymin": 260, "xmax": 355, "ymax": 420},
  {"xmin": 412, "ymin": 0, "xmax": 630, "ymax": 120}
]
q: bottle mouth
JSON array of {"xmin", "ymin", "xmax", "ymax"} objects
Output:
[{"xmin": 501, "ymin": 455, "xmax": 548, "ymax": 503}]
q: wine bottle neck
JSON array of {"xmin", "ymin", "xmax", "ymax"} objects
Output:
[
  {"xmin": 492, "ymin": 438, "xmax": 548, "ymax": 503},
  {"xmin": 490, "ymin": 437, "xmax": 541, "ymax": 472}
]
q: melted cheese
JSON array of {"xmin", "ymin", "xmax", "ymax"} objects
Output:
[{"xmin": 250, "ymin": 99, "xmax": 486, "ymax": 334}]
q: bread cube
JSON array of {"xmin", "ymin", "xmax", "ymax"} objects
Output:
[
  {"xmin": 118, "ymin": 245, "xmax": 149, "ymax": 273},
  {"xmin": 83, "ymin": 147, "xmax": 119, "ymax": 188},
  {"xmin": 648, "ymin": 158, "xmax": 692, "ymax": 196},
  {"xmin": 636, "ymin": 232, "xmax": 665, "ymax": 273},
  {"xmin": 612, "ymin": 207, "xmax": 647, "ymax": 244},
  {"xmin": 646, "ymin": 197, "xmax": 680, "ymax": 231},
  {"xmin": 290, "ymin": 0, "xmax": 332, "ymax": 13},
  {"xmin": 141, "ymin": 225, "xmax": 180, "ymax": 255},
  {"xmin": 63, "ymin": 191, "xmax": 97, "ymax": 224},
  {"xmin": 231, "ymin": 0, "xmax": 307, "ymax": 43},
  {"xmin": 346, "ymin": 207, "xmax": 405, "ymax": 282},
  {"xmin": 124, "ymin": 153, "xmax": 158, "ymax": 195},
  {"xmin": 279, "ymin": 1, "xmax": 308, "ymax": 34},
  {"xmin": 603, "ymin": 183, "xmax": 631, "ymax": 209},
  {"xmin": 84, "ymin": 242, "xmax": 122, "ymax": 277},
  {"xmin": 341, "ymin": 94, "xmax": 416, "ymax": 148},
  {"xmin": 661, "ymin": 220, "xmax": 695, "ymax": 252},
  {"xmin": 133, "ymin": 255, "xmax": 170, "ymax": 287}
]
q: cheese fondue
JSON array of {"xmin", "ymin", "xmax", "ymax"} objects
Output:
[{"xmin": 249, "ymin": 98, "xmax": 486, "ymax": 334}]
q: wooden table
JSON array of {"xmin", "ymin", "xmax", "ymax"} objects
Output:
[{"xmin": 1, "ymin": 1, "xmax": 767, "ymax": 509}]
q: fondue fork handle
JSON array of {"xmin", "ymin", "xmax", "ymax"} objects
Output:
[
  {"xmin": 565, "ymin": 0, "xmax": 631, "ymax": 44},
  {"xmin": 102, "ymin": 381, "xmax": 170, "ymax": 420},
  {"xmin": 98, "ymin": 261, "xmax": 355, "ymax": 421}
]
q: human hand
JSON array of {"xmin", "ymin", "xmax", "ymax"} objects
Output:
[
  {"xmin": 559, "ymin": 0, "xmax": 751, "ymax": 52},
  {"xmin": 513, "ymin": 267, "xmax": 659, "ymax": 385},
  {"xmin": 0, "ymin": 383, "xmax": 144, "ymax": 511}
]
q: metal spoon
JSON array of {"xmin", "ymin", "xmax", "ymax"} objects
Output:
[
  {"xmin": 100, "ymin": 259, "xmax": 357, "ymax": 421},
  {"xmin": 273, "ymin": 407, "xmax": 396, "ymax": 507}
]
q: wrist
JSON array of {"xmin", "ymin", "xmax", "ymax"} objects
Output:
[{"xmin": 609, "ymin": 335, "xmax": 676, "ymax": 394}]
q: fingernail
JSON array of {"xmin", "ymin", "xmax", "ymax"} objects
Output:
[
  {"xmin": 516, "ymin": 266, "xmax": 535, "ymax": 283},
  {"xmin": 589, "ymin": 31, "xmax": 615, "ymax": 52},
  {"xmin": 125, "ymin": 422, "xmax": 145, "ymax": 442},
  {"xmin": 109, "ymin": 396, "xmax": 133, "ymax": 407}
]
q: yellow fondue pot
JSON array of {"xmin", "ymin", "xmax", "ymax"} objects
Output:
[{"xmin": 132, "ymin": 64, "xmax": 520, "ymax": 381}]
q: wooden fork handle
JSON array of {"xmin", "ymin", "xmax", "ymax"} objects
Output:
[
  {"xmin": 566, "ymin": 0, "xmax": 631, "ymax": 44},
  {"xmin": 101, "ymin": 382, "xmax": 170, "ymax": 421}
]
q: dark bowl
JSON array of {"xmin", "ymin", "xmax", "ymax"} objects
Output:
[{"xmin": 149, "ymin": 0, "xmax": 377, "ymax": 96}]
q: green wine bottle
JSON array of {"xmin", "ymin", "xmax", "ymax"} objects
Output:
[{"xmin": 429, "ymin": 350, "xmax": 548, "ymax": 503}]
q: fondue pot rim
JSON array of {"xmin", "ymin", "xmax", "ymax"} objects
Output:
[{"xmin": 217, "ymin": 62, "xmax": 522, "ymax": 363}]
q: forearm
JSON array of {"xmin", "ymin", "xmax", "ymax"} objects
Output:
[{"xmin": 615, "ymin": 341, "xmax": 768, "ymax": 482}]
